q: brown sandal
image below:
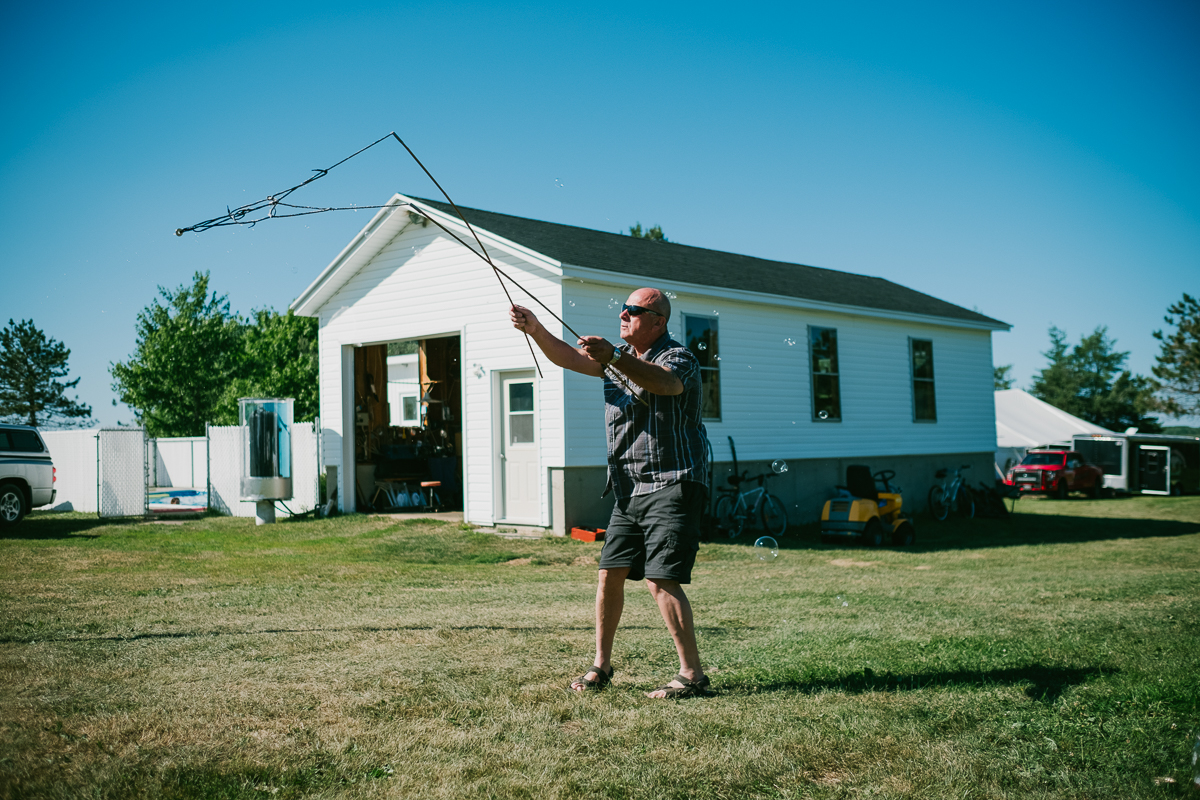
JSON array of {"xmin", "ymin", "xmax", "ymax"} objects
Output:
[
  {"xmin": 570, "ymin": 665, "xmax": 613, "ymax": 692},
  {"xmin": 651, "ymin": 673, "xmax": 710, "ymax": 699}
]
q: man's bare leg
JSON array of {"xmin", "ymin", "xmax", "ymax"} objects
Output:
[
  {"xmin": 571, "ymin": 567, "xmax": 629, "ymax": 691},
  {"xmin": 644, "ymin": 578, "xmax": 705, "ymax": 698}
]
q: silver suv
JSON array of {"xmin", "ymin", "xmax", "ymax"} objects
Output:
[{"xmin": 0, "ymin": 424, "xmax": 56, "ymax": 527}]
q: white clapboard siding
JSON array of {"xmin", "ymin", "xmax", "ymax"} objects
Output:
[
  {"xmin": 562, "ymin": 278, "xmax": 997, "ymax": 468},
  {"xmin": 314, "ymin": 222, "xmax": 563, "ymax": 526}
]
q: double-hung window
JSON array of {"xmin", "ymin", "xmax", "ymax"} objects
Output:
[
  {"xmin": 809, "ymin": 326, "xmax": 841, "ymax": 421},
  {"xmin": 685, "ymin": 315, "xmax": 721, "ymax": 420},
  {"xmin": 911, "ymin": 338, "xmax": 937, "ymax": 421}
]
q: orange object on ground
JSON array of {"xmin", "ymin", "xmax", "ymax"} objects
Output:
[{"xmin": 570, "ymin": 527, "xmax": 606, "ymax": 542}]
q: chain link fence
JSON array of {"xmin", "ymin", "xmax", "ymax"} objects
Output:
[{"xmin": 98, "ymin": 429, "xmax": 147, "ymax": 518}]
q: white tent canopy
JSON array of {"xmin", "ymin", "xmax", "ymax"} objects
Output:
[{"xmin": 994, "ymin": 389, "xmax": 1115, "ymax": 476}]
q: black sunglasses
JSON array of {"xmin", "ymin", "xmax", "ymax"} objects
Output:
[{"xmin": 622, "ymin": 303, "xmax": 663, "ymax": 318}]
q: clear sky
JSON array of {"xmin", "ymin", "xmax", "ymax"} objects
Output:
[{"xmin": 2, "ymin": 0, "xmax": 1197, "ymax": 428}]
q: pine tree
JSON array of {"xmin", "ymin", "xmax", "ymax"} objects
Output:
[
  {"xmin": 1150, "ymin": 292, "xmax": 1200, "ymax": 417},
  {"xmin": 0, "ymin": 319, "xmax": 93, "ymax": 427}
]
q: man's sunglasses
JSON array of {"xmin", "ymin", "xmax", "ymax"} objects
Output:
[{"xmin": 622, "ymin": 303, "xmax": 663, "ymax": 318}]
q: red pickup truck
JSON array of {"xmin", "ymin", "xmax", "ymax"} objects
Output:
[{"xmin": 1005, "ymin": 449, "xmax": 1105, "ymax": 499}]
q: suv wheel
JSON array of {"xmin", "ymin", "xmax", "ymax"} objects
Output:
[{"xmin": 0, "ymin": 482, "xmax": 27, "ymax": 527}]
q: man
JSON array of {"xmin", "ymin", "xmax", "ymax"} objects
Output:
[{"xmin": 509, "ymin": 287, "xmax": 710, "ymax": 699}]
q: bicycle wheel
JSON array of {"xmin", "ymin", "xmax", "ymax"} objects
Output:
[
  {"xmin": 954, "ymin": 486, "xmax": 975, "ymax": 519},
  {"xmin": 760, "ymin": 495, "xmax": 788, "ymax": 537},
  {"xmin": 928, "ymin": 486, "xmax": 949, "ymax": 521},
  {"xmin": 714, "ymin": 494, "xmax": 743, "ymax": 539}
]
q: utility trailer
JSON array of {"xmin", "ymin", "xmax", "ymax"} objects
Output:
[{"xmin": 1073, "ymin": 432, "xmax": 1200, "ymax": 496}]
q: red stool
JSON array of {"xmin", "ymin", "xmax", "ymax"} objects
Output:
[{"xmin": 420, "ymin": 481, "xmax": 442, "ymax": 511}]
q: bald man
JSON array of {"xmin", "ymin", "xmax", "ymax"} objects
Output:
[{"xmin": 510, "ymin": 287, "xmax": 710, "ymax": 699}]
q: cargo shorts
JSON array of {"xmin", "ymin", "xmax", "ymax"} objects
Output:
[{"xmin": 598, "ymin": 481, "xmax": 707, "ymax": 584}]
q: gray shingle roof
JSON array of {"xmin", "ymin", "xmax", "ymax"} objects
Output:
[{"xmin": 415, "ymin": 197, "xmax": 1007, "ymax": 327}]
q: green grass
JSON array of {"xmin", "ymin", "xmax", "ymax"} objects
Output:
[{"xmin": 1, "ymin": 496, "xmax": 1198, "ymax": 799}]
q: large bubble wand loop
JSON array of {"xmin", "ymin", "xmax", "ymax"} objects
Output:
[{"xmin": 174, "ymin": 132, "xmax": 650, "ymax": 403}]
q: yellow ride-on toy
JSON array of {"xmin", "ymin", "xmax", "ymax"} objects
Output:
[{"xmin": 820, "ymin": 465, "xmax": 915, "ymax": 547}]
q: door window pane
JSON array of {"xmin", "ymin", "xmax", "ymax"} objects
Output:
[
  {"xmin": 509, "ymin": 414, "xmax": 535, "ymax": 444},
  {"xmin": 509, "ymin": 383, "xmax": 534, "ymax": 412}
]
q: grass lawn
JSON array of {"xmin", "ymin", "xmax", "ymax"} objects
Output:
[{"xmin": 1, "ymin": 494, "xmax": 1198, "ymax": 799}]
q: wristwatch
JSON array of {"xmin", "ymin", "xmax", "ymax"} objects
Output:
[{"xmin": 608, "ymin": 347, "xmax": 622, "ymax": 365}]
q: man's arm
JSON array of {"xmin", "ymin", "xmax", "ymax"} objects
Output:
[
  {"xmin": 510, "ymin": 305, "xmax": 604, "ymax": 377},
  {"xmin": 578, "ymin": 336, "xmax": 684, "ymax": 396}
]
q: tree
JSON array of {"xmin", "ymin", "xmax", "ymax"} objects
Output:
[
  {"xmin": 111, "ymin": 272, "xmax": 244, "ymax": 437},
  {"xmin": 993, "ymin": 364, "xmax": 1015, "ymax": 390},
  {"xmin": 628, "ymin": 222, "xmax": 667, "ymax": 242},
  {"xmin": 0, "ymin": 319, "xmax": 92, "ymax": 427},
  {"xmin": 212, "ymin": 309, "xmax": 319, "ymax": 425},
  {"xmin": 1150, "ymin": 292, "xmax": 1200, "ymax": 418},
  {"xmin": 1031, "ymin": 325, "xmax": 1160, "ymax": 432}
]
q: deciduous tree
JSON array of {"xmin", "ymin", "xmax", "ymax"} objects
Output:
[
  {"xmin": 628, "ymin": 223, "xmax": 667, "ymax": 241},
  {"xmin": 110, "ymin": 272, "xmax": 244, "ymax": 437},
  {"xmin": 212, "ymin": 309, "xmax": 319, "ymax": 425},
  {"xmin": 0, "ymin": 319, "xmax": 92, "ymax": 427}
]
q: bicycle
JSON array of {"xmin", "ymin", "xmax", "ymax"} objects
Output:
[
  {"xmin": 927, "ymin": 465, "xmax": 975, "ymax": 521},
  {"xmin": 714, "ymin": 437, "xmax": 789, "ymax": 539}
]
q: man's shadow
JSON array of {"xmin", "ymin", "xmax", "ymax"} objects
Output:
[{"xmin": 722, "ymin": 663, "xmax": 1114, "ymax": 703}]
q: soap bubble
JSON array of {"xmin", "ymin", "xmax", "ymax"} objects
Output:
[
  {"xmin": 1194, "ymin": 735, "xmax": 1200, "ymax": 788},
  {"xmin": 771, "ymin": 460, "xmax": 788, "ymax": 474},
  {"xmin": 818, "ymin": 410, "xmax": 829, "ymax": 420},
  {"xmin": 569, "ymin": 301, "xmax": 576, "ymax": 307},
  {"xmin": 697, "ymin": 342, "xmax": 707, "ymax": 350},
  {"xmin": 784, "ymin": 337, "xmax": 795, "ymax": 345},
  {"xmin": 836, "ymin": 595, "xmax": 849, "ymax": 607},
  {"xmin": 754, "ymin": 536, "xmax": 778, "ymax": 560}
]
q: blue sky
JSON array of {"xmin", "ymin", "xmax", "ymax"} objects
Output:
[{"xmin": 2, "ymin": 1, "xmax": 1197, "ymax": 427}]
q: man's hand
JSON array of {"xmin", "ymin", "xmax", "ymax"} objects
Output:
[
  {"xmin": 510, "ymin": 305, "xmax": 542, "ymax": 337},
  {"xmin": 578, "ymin": 335, "xmax": 616, "ymax": 365}
]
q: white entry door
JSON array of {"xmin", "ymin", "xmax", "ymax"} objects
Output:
[{"xmin": 500, "ymin": 372, "xmax": 539, "ymax": 522}]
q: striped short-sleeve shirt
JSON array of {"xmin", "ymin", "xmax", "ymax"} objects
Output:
[{"xmin": 603, "ymin": 333, "xmax": 709, "ymax": 500}]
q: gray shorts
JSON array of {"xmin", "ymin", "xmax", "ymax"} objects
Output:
[{"xmin": 599, "ymin": 482, "xmax": 707, "ymax": 584}]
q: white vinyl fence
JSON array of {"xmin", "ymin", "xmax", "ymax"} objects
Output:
[
  {"xmin": 207, "ymin": 422, "xmax": 320, "ymax": 518},
  {"xmin": 40, "ymin": 430, "xmax": 100, "ymax": 513},
  {"xmin": 41, "ymin": 422, "xmax": 319, "ymax": 518},
  {"xmin": 149, "ymin": 436, "xmax": 208, "ymax": 488}
]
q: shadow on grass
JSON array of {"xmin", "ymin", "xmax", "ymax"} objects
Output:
[
  {"xmin": 0, "ymin": 513, "xmax": 107, "ymax": 540},
  {"xmin": 0, "ymin": 623, "xmax": 666, "ymax": 645},
  {"xmin": 726, "ymin": 663, "xmax": 1116, "ymax": 703},
  {"xmin": 754, "ymin": 511, "xmax": 1200, "ymax": 553}
]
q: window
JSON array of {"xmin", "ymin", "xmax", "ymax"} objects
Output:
[
  {"xmin": 685, "ymin": 316, "xmax": 720, "ymax": 419},
  {"xmin": 507, "ymin": 382, "xmax": 535, "ymax": 444},
  {"xmin": 809, "ymin": 326, "xmax": 841, "ymax": 421},
  {"xmin": 0, "ymin": 429, "xmax": 44, "ymax": 452},
  {"xmin": 911, "ymin": 338, "xmax": 937, "ymax": 421}
]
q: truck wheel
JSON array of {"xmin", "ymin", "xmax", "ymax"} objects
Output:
[
  {"xmin": 0, "ymin": 483, "xmax": 27, "ymax": 527},
  {"xmin": 1055, "ymin": 479, "xmax": 1068, "ymax": 500},
  {"xmin": 1087, "ymin": 480, "xmax": 1101, "ymax": 499}
]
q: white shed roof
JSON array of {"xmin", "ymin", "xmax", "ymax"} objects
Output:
[{"xmin": 995, "ymin": 388, "xmax": 1114, "ymax": 449}]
